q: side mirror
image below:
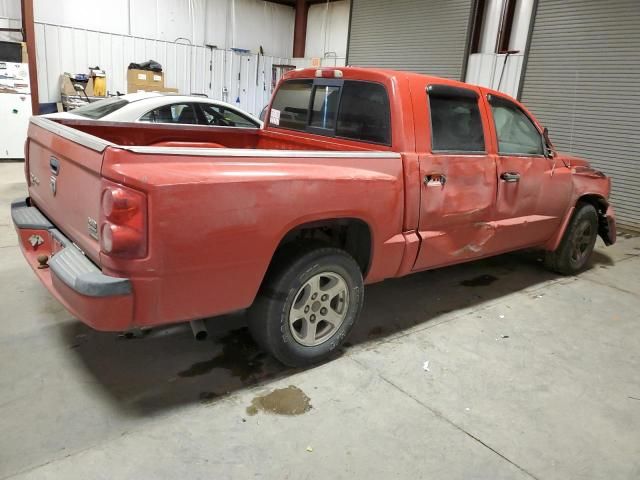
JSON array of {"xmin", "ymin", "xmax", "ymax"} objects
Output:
[{"xmin": 543, "ymin": 127, "xmax": 555, "ymax": 159}]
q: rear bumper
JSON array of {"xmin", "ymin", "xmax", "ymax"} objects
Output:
[{"xmin": 12, "ymin": 198, "xmax": 134, "ymax": 331}]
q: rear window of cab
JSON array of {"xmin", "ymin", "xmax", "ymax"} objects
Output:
[{"xmin": 268, "ymin": 79, "xmax": 391, "ymax": 145}]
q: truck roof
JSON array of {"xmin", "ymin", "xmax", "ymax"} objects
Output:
[{"xmin": 285, "ymin": 66, "xmax": 474, "ymax": 90}]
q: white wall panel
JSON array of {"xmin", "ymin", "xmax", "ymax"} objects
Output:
[
  {"xmin": 306, "ymin": 0, "xmax": 350, "ymax": 60},
  {"xmin": 130, "ymin": 0, "xmax": 206, "ymax": 45},
  {"xmin": 204, "ymin": 0, "xmax": 293, "ymax": 57},
  {"xmin": 0, "ymin": 0, "xmax": 20, "ymax": 41},
  {"xmin": 33, "ymin": 21, "xmax": 291, "ymax": 116},
  {"xmin": 466, "ymin": 53, "xmax": 524, "ymax": 98},
  {"xmin": 509, "ymin": 0, "xmax": 535, "ymax": 52},
  {"xmin": 27, "ymin": 0, "xmax": 293, "ymax": 59},
  {"xmin": 0, "ymin": 0, "xmax": 20, "ymax": 20},
  {"xmin": 34, "ymin": 0, "xmax": 130, "ymax": 35}
]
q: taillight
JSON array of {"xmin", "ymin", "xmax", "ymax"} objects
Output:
[{"xmin": 100, "ymin": 182, "xmax": 147, "ymax": 258}]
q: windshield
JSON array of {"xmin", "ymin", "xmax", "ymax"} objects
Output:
[{"xmin": 72, "ymin": 97, "xmax": 129, "ymax": 119}]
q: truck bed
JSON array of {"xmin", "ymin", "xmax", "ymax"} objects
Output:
[
  {"xmin": 52, "ymin": 117, "xmax": 392, "ymax": 153},
  {"xmin": 21, "ymin": 116, "xmax": 405, "ymax": 331}
]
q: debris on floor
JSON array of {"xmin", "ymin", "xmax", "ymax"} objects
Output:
[
  {"xmin": 306, "ymin": 446, "xmax": 313, "ymax": 452},
  {"xmin": 423, "ymin": 360, "xmax": 430, "ymax": 372}
]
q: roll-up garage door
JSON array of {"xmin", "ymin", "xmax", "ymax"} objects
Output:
[
  {"xmin": 520, "ymin": 0, "xmax": 640, "ymax": 231},
  {"xmin": 347, "ymin": 0, "xmax": 474, "ymax": 80}
]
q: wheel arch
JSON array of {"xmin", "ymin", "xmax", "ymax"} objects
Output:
[
  {"xmin": 270, "ymin": 217, "xmax": 373, "ymax": 277},
  {"xmin": 577, "ymin": 194, "xmax": 615, "ymax": 246},
  {"xmin": 547, "ymin": 194, "xmax": 613, "ymax": 251}
]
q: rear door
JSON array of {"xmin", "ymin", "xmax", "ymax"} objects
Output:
[
  {"xmin": 484, "ymin": 93, "xmax": 571, "ymax": 249},
  {"xmin": 413, "ymin": 83, "xmax": 498, "ymax": 270},
  {"xmin": 26, "ymin": 119, "xmax": 105, "ymax": 263}
]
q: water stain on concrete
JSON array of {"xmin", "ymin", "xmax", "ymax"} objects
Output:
[
  {"xmin": 460, "ymin": 274, "xmax": 498, "ymax": 287},
  {"xmin": 368, "ymin": 326, "xmax": 386, "ymax": 338},
  {"xmin": 246, "ymin": 385, "xmax": 312, "ymax": 416},
  {"xmin": 199, "ymin": 391, "xmax": 220, "ymax": 404},
  {"xmin": 177, "ymin": 328, "xmax": 265, "ymax": 382}
]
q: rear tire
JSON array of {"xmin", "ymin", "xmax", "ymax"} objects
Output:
[
  {"xmin": 545, "ymin": 203, "xmax": 598, "ymax": 275},
  {"xmin": 248, "ymin": 245, "xmax": 364, "ymax": 367}
]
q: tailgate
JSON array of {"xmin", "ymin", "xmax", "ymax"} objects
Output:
[{"xmin": 26, "ymin": 118, "xmax": 110, "ymax": 265}]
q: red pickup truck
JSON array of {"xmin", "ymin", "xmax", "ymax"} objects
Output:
[{"xmin": 12, "ymin": 67, "xmax": 615, "ymax": 366}]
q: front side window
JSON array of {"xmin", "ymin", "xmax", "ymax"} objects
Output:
[
  {"xmin": 139, "ymin": 103, "xmax": 198, "ymax": 124},
  {"xmin": 268, "ymin": 78, "xmax": 391, "ymax": 145},
  {"xmin": 489, "ymin": 97, "xmax": 544, "ymax": 155},
  {"xmin": 428, "ymin": 86, "xmax": 485, "ymax": 153}
]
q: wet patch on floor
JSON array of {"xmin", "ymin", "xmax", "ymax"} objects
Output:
[
  {"xmin": 246, "ymin": 385, "xmax": 312, "ymax": 416},
  {"xmin": 368, "ymin": 326, "xmax": 386, "ymax": 338},
  {"xmin": 199, "ymin": 391, "xmax": 220, "ymax": 404},
  {"xmin": 177, "ymin": 328, "xmax": 266, "ymax": 382},
  {"xmin": 460, "ymin": 274, "xmax": 498, "ymax": 287}
]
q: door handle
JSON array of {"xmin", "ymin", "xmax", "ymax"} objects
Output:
[
  {"xmin": 424, "ymin": 174, "xmax": 446, "ymax": 186},
  {"xmin": 500, "ymin": 172, "xmax": 520, "ymax": 183}
]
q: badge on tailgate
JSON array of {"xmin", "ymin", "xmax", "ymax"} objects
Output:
[{"xmin": 87, "ymin": 217, "xmax": 98, "ymax": 240}]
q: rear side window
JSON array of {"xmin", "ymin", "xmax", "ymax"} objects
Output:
[
  {"xmin": 270, "ymin": 80, "xmax": 312, "ymax": 131},
  {"xmin": 268, "ymin": 79, "xmax": 391, "ymax": 145},
  {"xmin": 139, "ymin": 103, "xmax": 198, "ymax": 124},
  {"xmin": 337, "ymin": 82, "xmax": 390, "ymax": 144},
  {"xmin": 428, "ymin": 86, "xmax": 485, "ymax": 153}
]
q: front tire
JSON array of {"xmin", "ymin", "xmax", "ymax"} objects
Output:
[
  {"xmin": 248, "ymin": 246, "xmax": 364, "ymax": 367},
  {"xmin": 545, "ymin": 203, "xmax": 599, "ymax": 275}
]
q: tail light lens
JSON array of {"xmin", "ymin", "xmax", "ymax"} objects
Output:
[{"xmin": 100, "ymin": 181, "xmax": 147, "ymax": 258}]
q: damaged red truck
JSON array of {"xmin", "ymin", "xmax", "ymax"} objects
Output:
[{"xmin": 12, "ymin": 67, "xmax": 616, "ymax": 366}]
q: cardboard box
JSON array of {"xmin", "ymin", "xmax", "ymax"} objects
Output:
[
  {"xmin": 129, "ymin": 85, "xmax": 179, "ymax": 94},
  {"xmin": 127, "ymin": 69, "xmax": 164, "ymax": 90}
]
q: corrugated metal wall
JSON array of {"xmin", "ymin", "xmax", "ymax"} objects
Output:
[
  {"xmin": 520, "ymin": 0, "xmax": 640, "ymax": 231},
  {"xmin": 347, "ymin": 0, "xmax": 473, "ymax": 80},
  {"xmin": 33, "ymin": 22, "xmax": 291, "ymax": 116}
]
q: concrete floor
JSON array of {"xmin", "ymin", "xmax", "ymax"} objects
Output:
[{"xmin": 1, "ymin": 160, "xmax": 639, "ymax": 479}]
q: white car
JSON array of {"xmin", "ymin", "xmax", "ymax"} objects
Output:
[{"xmin": 45, "ymin": 92, "xmax": 262, "ymax": 128}]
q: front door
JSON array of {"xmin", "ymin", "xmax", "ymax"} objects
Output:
[
  {"xmin": 413, "ymin": 84, "xmax": 498, "ymax": 271},
  {"xmin": 484, "ymin": 93, "xmax": 572, "ymax": 250}
]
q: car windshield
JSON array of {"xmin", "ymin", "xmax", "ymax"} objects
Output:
[{"xmin": 72, "ymin": 97, "xmax": 129, "ymax": 119}]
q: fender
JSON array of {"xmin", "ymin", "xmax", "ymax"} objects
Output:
[{"xmin": 545, "ymin": 194, "xmax": 615, "ymax": 251}]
